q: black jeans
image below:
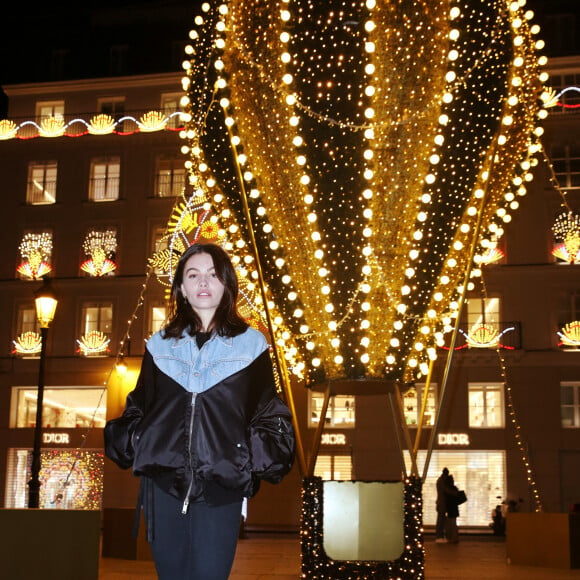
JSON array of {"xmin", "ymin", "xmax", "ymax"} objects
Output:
[{"xmin": 146, "ymin": 482, "xmax": 243, "ymax": 580}]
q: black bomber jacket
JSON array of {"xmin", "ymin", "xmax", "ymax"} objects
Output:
[{"xmin": 104, "ymin": 348, "xmax": 295, "ymax": 508}]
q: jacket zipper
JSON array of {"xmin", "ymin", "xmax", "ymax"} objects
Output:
[{"xmin": 182, "ymin": 391, "xmax": 197, "ymax": 514}]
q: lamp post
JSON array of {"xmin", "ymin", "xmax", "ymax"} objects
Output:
[{"xmin": 27, "ymin": 277, "xmax": 58, "ymax": 509}]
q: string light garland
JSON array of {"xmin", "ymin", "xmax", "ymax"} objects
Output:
[{"xmin": 301, "ymin": 476, "xmax": 424, "ymax": 579}]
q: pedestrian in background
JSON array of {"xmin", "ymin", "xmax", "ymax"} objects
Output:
[
  {"xmin": 435, "ymin": 467, "xmax": 452, "ymax": 543},
  {"xmin": 445, "ymin": 474, "xmax": 461, "ymax": 543}
]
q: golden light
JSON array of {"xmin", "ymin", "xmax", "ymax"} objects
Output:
[{"xmin": 34, "ymin": 277, "xmax": 58, "ymax": 329}]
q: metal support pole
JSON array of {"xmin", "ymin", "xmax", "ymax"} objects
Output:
[{"xmin": 28, "ymin": 326, "xmax": 48, "ymax": 508}]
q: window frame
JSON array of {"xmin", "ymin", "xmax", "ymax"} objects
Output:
[
  {"xmin": 26, "ymin": 161, "xmax": 58, "ymax": 205},
  {"xmin": 89, "ymin": 156, "xmax": 121, "ymax": 202},
  {"xmin": 561, "ymin": 382, "xmax": 580, "ymax": 428},
  {"xmin": 468, "ymin": 382, "xmax": 505, "ymax": 428}
]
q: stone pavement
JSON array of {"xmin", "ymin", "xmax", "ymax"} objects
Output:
[{"xmin": 99, "ymin": 532, "xmax": 580, "ymax": 579}]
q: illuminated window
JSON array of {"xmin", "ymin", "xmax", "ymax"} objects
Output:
[
  {"xmin": 561, "ymin": 382, "xmax": 580, "ymax": 428},
  {"xmin": 155, "ymin": 156, "xmax": 186, "ymax": 197},
  {"xmin": 78, "ymin": 303, "xmax": 113, "ymax": 356},
  {"xmin": 314, "ymin": 454, "xmax": 352, "ymax": 481},
  {"xmin": 148, "ymin": 302, "xmax": 167, "ymax": 337},
  {"xmin": 161, "ymin": 92, "xmax": 185, "ymax": 129},
  {"xmin": 12, "ymin": 305, "xmax": 41, "ymax": 357},
  {"xmin": 80, "ymin": 228, "xmax": 118, "ymax": 277},
  {"xmin": 26, "ymin": 161, "xmax": 57, "ymax": 205},
  {"xmin": 89, "ymin": 157, "xmax": 120, "ymax": 201},
  {"xmin": 550, "ymin": 144, "xmax": 580, "ymax": 190},
  {"xmin": 11, "ymin": 386, "xmax": 106, "ymax": 429},
  {"xmin": 468, "ymin": 383, "xmax": 505, "ymax": 428},
  {"xmin": 403, "ymin": 383, "xmax": 436, "ymax": 427},
  {"xmin": 5, "ymin": 448, "xmax": 103, "ymax": 509},
  {"xmin": 309, "ymin": 392, "xmax": 355, "ymax": 429},
  {"xmin": 17, "ymin": 231, "xmax": 53, "ymax": 280},
  {"xmin": 35, "ymin": 101, "xmax": 64, "ymax": 123},
  {"xmin": 467, "ymin": 296, "xmax": 500, "ymax": 328}
]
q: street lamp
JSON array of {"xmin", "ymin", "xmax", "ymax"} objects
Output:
[{"xmin": 27, "ymin": 277, "xmax": 58, "ymax": 509}]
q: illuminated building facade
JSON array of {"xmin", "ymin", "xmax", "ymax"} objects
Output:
[{"xmin": 0, "ymin": 2, "xmax": 579, "ymax": 563}]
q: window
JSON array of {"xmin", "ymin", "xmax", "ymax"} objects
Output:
[
  {"xmin": 161, "ymin": 92, "xmax": 185, "ymax": 129},
  {"xmin": 155, "ymin": 156, "xmax": 186, "ymax": 197},
  {"xmin": 12, "ymin": 306, "xmax": 41, "ymax": 357},
  {"xmin": 403, "ymin": 383, "xmax": 436, "ymax": 426},
  {"xmin": 26, "ymin": 161, "xmax": 57, "ymax": 204},
  {"xmin": 10, "ymin": 386, "xmax": 106, "ymax": 429},
  {"xmin": 468, "ymin": 383, "xmax": 505, "ymax": 428},
  {"xmin": 89, "ymin": 157, "xmax": 120, "ymax": 201},
  {"xmin": 550, "ymin": 144, "xmax": 580, "ymax": 190},
  {"xmin": 81, "ymin": 228, "xmax": 118, "ymax": 277},
  {"xmin": 561, "ymin": 382, "xmax": 580, "ymax": 428},
  {"xmin": 17, "ymin": 231, "xmax": 53, "ymax": 280},
  {"xmin": 556, "ymin": 291, "xmax": 580, "ymax": 328},
  {"xmin": 35, "ymin": 101, "xmax": 64, "ymax": 123},
  {"xmin": 309, "ymin": 392, "xmax": 355, "ymax": 428},
  {"xmin": 149, "ymin": 302, "xmax": 167, "ymax": 337},
  {"xmin": 467, "ymin": 296, "xmax": 500, "ymax": 328},
  {"xmin": 314, "ymin": 454, "xmax": 352, "ymax": 480},
  {"xmin": 5, "ymin": 448, "xmax": 104, "ymax": 509},
  {"xmin": 78, "ymin": 303, "xmax": 113, "ymax": 356}
]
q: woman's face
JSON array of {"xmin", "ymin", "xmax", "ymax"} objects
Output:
[{"xmin": 180, "ymin": 251, "xmax": 225, "ymax": 321}]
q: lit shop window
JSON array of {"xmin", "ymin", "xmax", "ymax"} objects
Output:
[
  {"xmin": 403, "ymin": 383, "xmax": 436, "ymax": 427},
  {"xmin": 80, "ymin": 229, "xmax": 118, "ymax": 276},
  {"xmin": 314, "ymin": 455, "xmax": 352, "ymax": 481},
  {"xmin": 26, "ymin": 161, "xmax": 57, "ymax": 205},
  {"xmin": 309, "ymin": 392, "xmax": 355, "ymax": 429},
  {"xmin": 5, "ymin": 448, "xmax": 103, "ymax": 510},
  {"xmin": 17, "ymin": 231, "xmax": 53, "ymax": 280},
  {"xmin": 561, "ymin": 382, "xmax": 580, "ymax": 428},
  {"xmin": 468, "ymin": 383, "xmax": 505, "ymax": 428},
  {"xmin": 12, "ymin": 305, "xmax": 41, "ymax": 357},
  {"xmin": 155, "ymin": 156, "xmax": 186, "ymax": 197},
  {"xmin": 11, "ymin": 385, "xmax": 106, "ymax": 429},
  {"xmin": 77, "ymin": 303, "xmax": 113, "ymax": 356},
  {"xmin": 89, "ymin": 156, "xmax": 120, "ymax": 202}
]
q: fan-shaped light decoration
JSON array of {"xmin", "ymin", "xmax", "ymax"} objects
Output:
[
  {"xmin": 81, "ymin": 230, "xmax": 118, "ymax": 276},
  {"xmin": 12, "ymin": 331, "xmax": 43, "ymax": 355},
  {"xmin": 177, "ymin": 0, "xmax": 545, "ymax": 387},
  {"xmin": 38, "ymin": 115, "xmax": 66, "ymax": 138},
  {"xmin": 139, "ymin": 111, "xmax": 168, "ymax": 132},
  {"xmin": 552, "ymin": 212, "xmax": 580, "ymax": 264},
  {"xmin": 17, "ymin": 232, "xmax": 53, "ymax": 280},
  {"xmin": 76, "ymin": 330, "xmax": 111, "ymax": 355},
  {"xmin": 88, "ymin": 114, "xmax": 117, "ymax": 135},
  {"xmin": 557, "ymin": 321, "xmax": 580, "ymax": 348},
  {"xmin": 0, "ymin": 119, "xmax": 18, "ymax": 140},
  {"xmin": 461, "ymin": 324, "xmax": 515, "ymax": 349}
]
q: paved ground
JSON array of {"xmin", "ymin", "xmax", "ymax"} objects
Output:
[{"xmin": 99, "ymin": 532, "xmax": 580, "ymax": 579}]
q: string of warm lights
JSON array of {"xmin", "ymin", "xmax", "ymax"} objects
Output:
[
  {"xmin": 180, "ymin": 0, "xmax": 546, "ymax": 388},
  {"xmin": 300, "ymin": 476, "xmax": 424, "ymax": 579}
]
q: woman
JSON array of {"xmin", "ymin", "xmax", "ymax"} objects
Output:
[{"xmin": 105, "ymin": 242, "xmax": 295, "ymax": 579}]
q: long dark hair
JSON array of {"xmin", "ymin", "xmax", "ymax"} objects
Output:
[{"xmin": 163, "ymin": 242, "xmax": 248, "ymax": 338}]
